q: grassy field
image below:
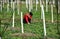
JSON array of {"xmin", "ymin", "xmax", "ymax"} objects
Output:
[{"xmin": 0, "ymin": 3, "xmax": 59, "ymax": 39}]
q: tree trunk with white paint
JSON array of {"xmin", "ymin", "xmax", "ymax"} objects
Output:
[
  {"xmin": 40, "ymin": 0, "xmax": 42, "ymax": 7},
  {"xmin": 11, "ymin": 0, "xmax": 13, "ymax": 8},
  {"xmin": 7, "ymin": 0, "xmax": 9, "ymax": 12},
  {"xmin": 51, "ymin": 4, "xmax": 53, "ymax": 23},
  {"xmin": 40, "ymin": 0, "xmax": 43, "ymax": 19},
  {"xmin": 41, "ymin": 4, "xmax": 47, "ymax": 38},
  {"xmin": 46, "ymin": 0, "xmax": 48, "ymax": 12},
  {"xmin": 0, "ymin": 37, "xmax": 1, "ymax": 39},
  {"xmin": 30, "ymin": 0, "xmax": 33, "ymax": 10},
  {"xmin": 26, "ymin": 0, "xmax": 28, "ymax": 9},
  {"xmin": 3, "ymin": 0, "xmax": 4, "ymax": 7},
  {"xmin": 17, "ymin": 0, "xmax": 20, "ymax": 15},
  {"xmin": 29, "ymin": 0, "xmax": 31, "ymax": 12},
  {"xmin": 36, "ymin": 0, "xmax": 38, "ymax": 11},
  {"xmin": 12, "ymin": 2, "xmax": 15, "ymax": 27},
  {"xmin": 21, "ymin": 12, "xmax": 24, "ymax": 33}
]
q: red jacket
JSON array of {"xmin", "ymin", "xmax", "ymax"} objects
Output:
[{"xmin": 23, "ymin": 13, "xmax": 32, "ymax": 23}]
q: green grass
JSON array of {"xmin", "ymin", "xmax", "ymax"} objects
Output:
[{"xmin": 0, "ymin": 3, "xmax": 59, "ymax": 39}]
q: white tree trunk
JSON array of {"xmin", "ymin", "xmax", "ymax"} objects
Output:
[
  {"xmin": 12, "ymin": 2, "xmax": 15, "ymax": 27},
  {"xmin": 17, "ymin": 0, "xmax": 20, "ymax": 15},
  {"xmin": 36, "ymin": 0, "xmax": 38, "ymax": 11},
  {"xmin": 29, "ymin": 0, "xmax": 31, "ymax": 12},
  {"xmin": 3, "ymin": 0, "xmax": 4, "ymax": 7},
  {"xmin": 41, "ymin": 5, "xmax": 46, "ymax": 37},
  {"xmin": 21, "ymin": 12, "xmax": 24, "ymax": 33},
  {"xmin": 46, "ymin": 0, "xmax": 48, "ymax": 12},
  {"xmin": 51, "ymin": 4, "xmax": 53, "ymax": 23},
  {"xmin": 0, "ymin": 37, "xmax": 1, "ymax": 39},
  {"xmin": 7, "ymin": 0, "xmax": 9, "ymax": 12},
  {"xmin": 26, "ymin": 0, "xmax": 28, "ymax": 9},
  {"xmin": 40, "ymin": 0, "xmax": 42, "ymax": 7},
  {"xmin": 11, "ymin": 0, "xmax": 13, "ymax": 8}
]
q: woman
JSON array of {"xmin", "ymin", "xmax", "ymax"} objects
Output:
[{"xmin": 23, "ymin": 12, "xmax": 33, "ymax": 24}]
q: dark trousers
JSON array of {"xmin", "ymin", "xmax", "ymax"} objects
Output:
[{"xmin": 23, "ymin": 18, "xmax": 31, "ymax": 23}]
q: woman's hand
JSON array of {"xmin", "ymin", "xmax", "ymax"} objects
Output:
[{"xmin": 28, "ymin": 22, "xmax": 30, "ymax": 24}]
